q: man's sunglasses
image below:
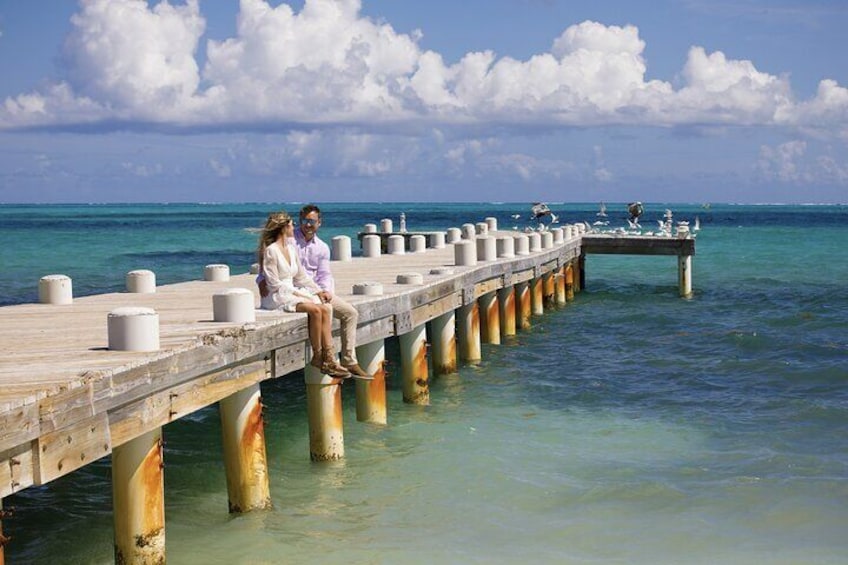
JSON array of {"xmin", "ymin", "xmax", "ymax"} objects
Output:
[{"xmin": 301, "ymin": 218, "xmax": 319, "ymax": 226}]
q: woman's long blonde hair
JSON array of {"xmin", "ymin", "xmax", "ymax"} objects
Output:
[{"xmin": 257, "ymin": 211, "xmax": 292, "ymax": 261}]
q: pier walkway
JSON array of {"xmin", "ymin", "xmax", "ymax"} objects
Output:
[{"xmin": 0, "ymin": 222, "xmax": 694, "ymax": 563}]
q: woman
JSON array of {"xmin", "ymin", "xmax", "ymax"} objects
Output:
[{"xmin": 258, "ymin": 211, "xmax": 350, "ymax": 378}]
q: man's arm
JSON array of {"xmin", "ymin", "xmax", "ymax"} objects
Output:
[{"xmin": 312, "ymin": 240, "xmax": 336, "ymax": 294}]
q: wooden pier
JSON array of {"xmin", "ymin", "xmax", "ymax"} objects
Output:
[{"xmin": 0, "ymin": 222, "xmax": 694, "ymax": 563}]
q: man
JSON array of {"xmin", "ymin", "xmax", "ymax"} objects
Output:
[{"xmin": 260, "ymin": 204, "xmax": 372, "ymax": 379}]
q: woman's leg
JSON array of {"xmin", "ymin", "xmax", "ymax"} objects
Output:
[{"xmin": 296, "ymin": 302, "xmax": 322, "ymax": 367}]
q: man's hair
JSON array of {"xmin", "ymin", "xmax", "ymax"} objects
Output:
[{"xmin": 300, "ymin": 204, "xmax": 321, "ymax": 219}]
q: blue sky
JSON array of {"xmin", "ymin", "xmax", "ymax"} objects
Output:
[{"xmin": 0, "ymin": 0, "xmax": 846, "ymax": 204}]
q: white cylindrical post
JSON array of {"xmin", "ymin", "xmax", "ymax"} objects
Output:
[
  {"xmin": 204, "ymin": 264, "xmax": 230, "ymax": 282},
  {"xmin": 458, "ymin": 302, "xmax": 482, "ymax": 364},
  {"xmin": 475, "ymin": 222, "xmax": 489, "ymax": 236},
  {"xmin": 552, "ymin": 227, "xmax": 564, "ymax": 244},
  {"xmin": 249, "ymin": 263, "xmax": 261, "ymax": 275},
  {"xmin": 461, "ymin": 223, "xmax": 476, "ymax": 240},
  {"xmin": 362, "ymin": 234, "xmax": 381, "ymax": 258},
  {"xmin": 496, "ymin": 236, "xmax": 515, "ymax": 259},
  {"xmin": 397, "ymin": 273, "xmax": 424, "ymax": 285},
  {"xmin": 485, "ymin": 217, "xmax": 498, "ymax": 231},
  {"xmin": 380, "ymin": 218, "xmax": 393, "ymax": 233},
  {"xmin": 112, "ymin": 428, "xmax": 165, "ymax": 565},
  {"xmin": 355, "ymin": 340, "xmax": 387, "ymax": 424},
  {"xmin": 399, "ymin": 324, "xmax": 429, "ymax": 405},
  {"xmin": 126, "ymin": 270, "xmax": 156, "ymax": 294},
  {"xmin": 541, "ymin": 231, "xmax": 554, "ymax": 249},
  {"xmin": 429, "ymin": 231, "xmax": 446, "ymax": 249},
  {"xmin": 476, "ymin": 236, "xmax": 496, "ymax": 262},
  {"xmin": 213, "ymin": 288, "xmax": 256, "ymax": 323},
  {"xmin": 363, "ymin": 223, "xmax": 377, "ymax": 234},
  {"xmin": 528, "ymin": 233, "xmax": 542, "ymax": 253},
  {"xmin": 353, "ymin": 281, "xmax": 384, "ymax": 296},
  {"xmin": 38, "ymin": 274, "xmax": 73, "ymax": 305},
  {"xmin": 446, "ymin": 227, "xmax": 462, "ymax": 244},
  {"xmin": 679, "ymin": 254, "xmax": 693, "ymax": 298},
  {"xmin": 304, "ymin": 363, "xmax": 344, "ymax": 461},
  {"xmin": 430, "ymin": 310, "xmax": 457, "ymax": 375},
  {"xmin": 331, "ymin": 236, "xmax": 352, "ymax": 261},
  {"xmin": 454, "ymin": 240, "xmax": 477, "ymax": 267},
  {"xmin": 108, "ymin": 307, "xmax": 159, "ymax": 351},
  {"xmin": 410, "ymin": 234, "xmax": 427, "ymax": 253},
  {"xmin": 219, "ymin": 382, "xmax": 271, "ymax": 513},
  {"xmin": 515, "ymin": 234, "xmax": 530, "ymax": 256},
  {"xmin": 387, "ymin": 235, "xmax": 406, "ymax": 255}
]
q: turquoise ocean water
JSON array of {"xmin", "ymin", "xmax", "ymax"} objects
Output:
[{"xmin": 1, "ymin": 202, "xmax": 847, "ymax": 564}]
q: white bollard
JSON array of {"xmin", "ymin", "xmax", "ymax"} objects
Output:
[
  {"xmin": 410, "ymin": 235, "xmax": 427, "ymax": 253},
  {"xmin": 476, "ymin": 236, "xmax": 496, "ymax": 262},
  {"xmin": 213, "ymin": 288, "xmax": 256, "ymax": 323},
  {"xmin": 461, "ymin": 223, "xmax": 477, "ymax": 240},
  {"xmin": 204, "ymin": 264, "xmax": 230, "ymax": 282},
  {"xmin": 387, "ymin": 235, "xmax": 406, "ymax": 255},
  {"xmin": 528, "ymin": 233, "xmax": 542, "ymax": 252},
  {"xmin": 108, "ymin": 307, "xmax": 159, "ymax": 351},
  {"xmin": 362, "ymin": 234, "xmax": 381, "ymax": 258},
  {"xmin": 380, "ymin": 219, "xmax": 393, "ymax": 234},
  {"xmin": 126, "ymin": 270, "xmax": 156, "ymax": 294},
  {"xmin": 353, "ymin": 282, "xmax": 384, "ymax": 296},
  {"xmin": 429, "ymin": 231, "xmax": 446, "ymax": 249},
  {"xmin": 454, "ymin": 240, "xmax": 477, "ymax": 266},
  {"xmin": 249, "ymin": 263, "xmax": 261, "ymax": 275},
  {"xmin": 475, "ymin": 222, "xmax": 489, "ymax": 236},
  {"xmin": 496, "ymin": 236, "xmax": 515, "ymax": 258},
  {"xmin": 331, "ymin": 236, "xmax": 352, "ymax": 261},
  {"xmin": 38, "ymin": 274, "xmax": 73, "ymax": 305},
  {"xmin": 485, "ymin": 217, "xmax": 498, "ymax": 231},
  {"xmin": 515, "ymin": 234, "xmax": 530, "ymax": 256},
  {"xmin": 397, "ymin": 273, "xmax": 424, "ymax": 285},
  {"xmin": 446, "ymin": 227, "xmax": 462, "ymax": 244},
  {"xmin": 552, "ymin": 228, "xmax": 564, "ymax": 244},
  {"xmin": 363, "ymin": 223, "xmax": 377, "ymax": 234},
  {"xmin": 541, "ymin": 231, "xmax": 554, "ymax": 249}
]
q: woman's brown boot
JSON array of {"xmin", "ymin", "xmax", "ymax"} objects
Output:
[{"xmin": 321, "ymin": 347, "xmax": 350, "ymax": 378}]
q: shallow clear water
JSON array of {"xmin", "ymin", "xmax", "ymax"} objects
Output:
[{"xmin": 2, "ymin": 203, "xmax": 847, "ymax": 564}]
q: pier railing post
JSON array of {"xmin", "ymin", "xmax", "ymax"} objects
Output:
[
  {"xmin": 458, "ymin": 301, "xmax": 482, "ymax": 364},
  {"xmin": 498, "ymin": 285, "xmax": 517, "ymax": 337},
  {"xmin": 430, "ymin": 310, "xmax": 457, "ymax": 375},
  {"xmin": 678, "ymin": 254, "xmax": 693, "ymax": 298},
  {"xmin": 355, "ymin": 340, "xmax": 387, "ymax": 424},
  {"xmin": 399, "ymin": 324, "xmax": 429, "ymax": 404},
  {"xmin": 112, "ymin": 428, "xmax": 166, "ymax": 565},
  {"xmin": 219, "ymin": 382, "xmax": 271, "ymax": 513},
  {"xmin": 305, "ymin": 362, "xmax": 345, "ymax": 461},
  {"xmin": 479, "ymin": 291, "xmax": 501, "ymax": 345}
]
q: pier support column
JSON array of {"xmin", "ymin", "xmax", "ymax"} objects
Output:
[
  {"xmin": 355, "ymin": 340, "xmax": 387, "ymax": 424},
  {"xmin": 578, "ymin": 254, "xmax": 586, "ymax": 292},
  {"xmin": 305, "ymin": 364, "xmax": 344, "ymax": 461},
  {"xmin": 458, "ymin": 301, "xmax": 482, "ymax": 364},
  {"xmin": 555, "ymin": 265, "xmax": 567, "ymax": 306},
  {"xmin": 543, "ymin": 271, "xmax": 556, "ymax": 309},
  {"xmin": 479, "ymin": 291, "xmax": 501, "ymax": 345},
  {"xmin": 399, "ymin": 324, "xmax": 429, "ymax": 405},
  {"xmin": 430, "ymin": 311, "xmax": 457, "ymax": 375},
  {"xmin": 565, "ymin": 263, "xmax": 575, "ymax": 302},
  {"xmin": 112, "ymin": 428, "xmax": 165, "ymax": 565},
  {"xmin": 1, "ymin": 499, "xmax": 6, "ymax": 565},
  {"xmin": 678, "ymin": 254, "xmax": 693, "ymax": 298},
  {"xmin": 219, "ymin": 382, "xmax": 271, "ymax": 513},
  {"xmin": 531, "ymin": 276, "xmax": 545, "ymax": 316},
  {"xmin": 498, "ymin": 285, "xmax": 516, "ymax": 337},
  {"xmin": 516, "ymin": 281, "xmax": 532, "ymax": 330}
]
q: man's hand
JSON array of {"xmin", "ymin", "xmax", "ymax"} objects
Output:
[
  {"xmin": 258, "ymin": 279, "xmax": 269, "ymax": 298},
  {"xmin": 317, "ymin": 290, "xmax": 332, "ymax": 303}
]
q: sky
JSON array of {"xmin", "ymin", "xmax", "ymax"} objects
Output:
[{"xmin": 0, "ymin": 0, "xmax": 846, "ymax": 204}]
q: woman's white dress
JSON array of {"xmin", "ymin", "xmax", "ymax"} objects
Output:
[{"xmin": 260, "ymin": 240, "xmax": 323, "ymax": 312}]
